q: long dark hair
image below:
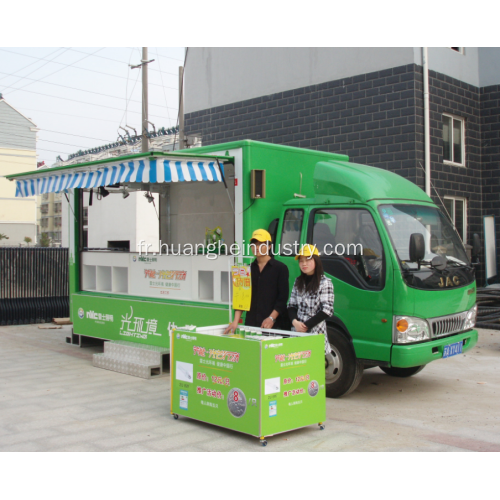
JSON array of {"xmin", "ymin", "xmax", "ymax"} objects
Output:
[{"xmin": 296, "ymin": 254, "xmax": 324, "ymax": 294}]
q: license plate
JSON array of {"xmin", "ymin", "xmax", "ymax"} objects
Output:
[{"xmin": 442, "ymin": 341, "xmax": 463, "ymax": 359}]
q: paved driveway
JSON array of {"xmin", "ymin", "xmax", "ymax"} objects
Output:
[{"xmin": 0, "ymin": 324, "xmax": 499, "ymax": 451}]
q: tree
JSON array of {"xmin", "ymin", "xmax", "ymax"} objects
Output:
[
  {"xmin": 39, "ymin": 233, "xmax": 51, "ymax": 247},
  {"xmin": 24, "ymin": 236, "xmax": 32, "ymax": 246},
  {"xmin": 0, "ymin": 233, "xmax": 9, "ymax": 241}
]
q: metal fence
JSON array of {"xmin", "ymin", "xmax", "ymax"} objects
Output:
[{"xmin": 0, "ymin": 247, "xmax": 69, "ymax": 325}]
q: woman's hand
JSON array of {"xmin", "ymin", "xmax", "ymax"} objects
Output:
[
  {"xmin": 292, "ymin": 319, "xmax": 308, "ymax": 332},
  {"xmin": 223, "ymin": 321, "xmax": 239, "ymax": 335},
  {"xmin": 261, "ymin": 317, "xmax": 274, "ymax": 329}
]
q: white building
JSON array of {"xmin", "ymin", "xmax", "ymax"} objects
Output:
[{"xmin": 0, "ymin": 95, "xmax": 38, "ymax": 245}]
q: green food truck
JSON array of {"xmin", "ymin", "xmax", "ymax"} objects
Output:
[{"xmin": 7, "ymin": 140, "xmax": 479, "ymax": 397}]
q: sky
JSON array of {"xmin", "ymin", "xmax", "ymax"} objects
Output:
[{"xmin": 0, "ymin": 47, "xmax": 185, "ymax": 166}]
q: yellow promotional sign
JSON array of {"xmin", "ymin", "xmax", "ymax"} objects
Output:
[{"xmin": 232, "ymin": 265, "xmax": 251, "ymax": 311}]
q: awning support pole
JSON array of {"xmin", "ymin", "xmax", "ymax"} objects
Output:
[{"xmin": 216, "ymin": 159, "xmax": 234, "ymax": 213}]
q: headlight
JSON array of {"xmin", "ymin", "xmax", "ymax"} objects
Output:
[
  {"xmin": 464, "ymin": 305, "xmax": 477, "ymax": 330},
  {"xmin": 393, "ymin": 316, "xmax": 430, "ymax": 343}
]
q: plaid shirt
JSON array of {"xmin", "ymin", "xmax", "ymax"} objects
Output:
[{"xmin": 288, "ymin": 274, "xmax": 334, "ymax": 354}]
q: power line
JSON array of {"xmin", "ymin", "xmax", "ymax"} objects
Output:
[
  {"xmin": 0, "ymin": 130, "xmax": 97, "ymax": 149},
  {"xmin": 121, "ymin": 48, "xmax": 135, "ymax": 127},
  {"xmin": 0, "ymin": 47, "xmax": 64, "ymax": 84},
  {"xmin": 129, "ymin": 48, "xmax": 183, "ymax": 63},
  {"xmin": 28, "ymin": 147, "xmax": 74, "ymax": 154},
  {"xmin": 121, "ymin": 61, "xmax": 142, "ymax": 127},
  {"xmin": 2, "ymin": 120, "xmax": 177, "ymax": 152},
  {"xmin": 0, "ymin": 70, "xmax": 177, "ymax": 109},
  {"xmin": 7, "ymin": 48, "xmax": 103, "ymax": 96},
  {"xmin": 39, "ymin": 128, "xmax": 113, "ymax": 142},
  {"xmin": 66, "ymin": 48, "xmax": 179, "ymax": 77},
  {"xmin": 1, "ymin": 48, "xmax": 71, "ymax": 92},
  {"xmin": 0, "ymin": 48, "xmax": 178, "ymax": 91},
  {"xmin": 155, "ymin": 47, "xmax": 172, "ymax": 125},
  {"xmin": 7, "ymin": 105, "xmax": 177, "ymax": 127},
  {"xmin": 8, "ymin": 106, "xmax": 123, "ymax": 124},
  {"xmin": 3, "ymin": 86, "xmax": 177, "ymax": 119}
]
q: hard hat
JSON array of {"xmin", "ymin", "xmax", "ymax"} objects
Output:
[
  {"xmin": 295, "ymin": 244, "xmax": 319, "ymax": 260},
  {"xmin": 250, "ymin": 229, "xmax": 272, "ymax": 243}
]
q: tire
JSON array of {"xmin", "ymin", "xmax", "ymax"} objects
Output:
[
  {"xmin": 379, "ymin": 365, "xmax": 425, "ymax": 377},
  {"xmin": 325, "ymin": 326, "xmax": 364, "ymax": 398}
]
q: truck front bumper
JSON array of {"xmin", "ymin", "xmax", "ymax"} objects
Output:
[{"xmin": 390, "ymin": 329, "xmax": 478, "ymax": 368}]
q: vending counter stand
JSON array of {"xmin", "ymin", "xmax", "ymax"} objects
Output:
[{"xmin": 170, "ymin": 325, "xmax": 326, "ymax": 446}]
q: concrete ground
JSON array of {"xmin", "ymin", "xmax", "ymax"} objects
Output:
[{"xmin": 0, "ymin": 324, "xmax": 499, "ymax": 452}]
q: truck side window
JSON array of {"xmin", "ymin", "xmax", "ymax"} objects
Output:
[
  {"xmin": 280, "ymin": 209, "xmax": 304, "ymax": 256},
  {"xmin": 311, "ymin": 209, "xmax": 384, "ymax": 289}
]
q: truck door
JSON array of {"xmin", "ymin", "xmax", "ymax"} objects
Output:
[
  {"xmin": 307, "ymin": 207, "xmax": 393, "ymax": 362},
  {"xmin": 276, "ymin": 208, "xmax": 306, "ymax": 292}
]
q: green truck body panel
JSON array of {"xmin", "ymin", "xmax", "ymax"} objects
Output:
[
  {"xmin": 71, "ymin": 293, "xmax": 229, "ymax": 348},
  {"xmin": 313, "ymin": 160, "xmax": 433, "ymax": 204},
  {"xmin": 13, "ymin": 139, "xmax": 475, "ymax": 371}
]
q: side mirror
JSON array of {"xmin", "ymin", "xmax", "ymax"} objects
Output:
[
  {"xmin": 472, "ymin": 233, "xmax": 481, "ymax": 258},
  {"xmin": 409, "ymin": 233, "xmax": 425, "ymax": 262}
]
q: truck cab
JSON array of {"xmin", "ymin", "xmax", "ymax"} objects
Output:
[{"xmin": 273, "ymin": 158, "xmax": 478, "ymax": 397}]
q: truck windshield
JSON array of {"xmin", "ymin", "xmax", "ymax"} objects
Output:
[{"xmin": 379, "ymin": 204, "xmax": 474, "ymax": 290}]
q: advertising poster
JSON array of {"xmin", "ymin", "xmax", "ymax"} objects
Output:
[
  {"xmin": 171, "ymin": 332, "xmax": 261, "ymax": 436},
  {"xmin": 231, "ymin": 265, "xmax": 251, "ymax": 311},
  {"xmin": 260, "ymin": 335, "xmax": 326, "ymax": 437},
  {"xmin": 129, "ymin": 254, "xmax": 192, "ymax": 300}
]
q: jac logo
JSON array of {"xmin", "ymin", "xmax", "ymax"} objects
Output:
[{"xmin": 438, "ymin": 276, "xmax": 460, "ymax": 288}]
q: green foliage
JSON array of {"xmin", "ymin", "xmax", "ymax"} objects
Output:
[
  {"xmin": 24, "ymin": 236, "xmax": 32, "ymax": 246},
  {"xmin": 0, "ymin": 233, "xmax": 9, "ymax": 240},
  {"xmin": 39, "ymin": 233, "xmax": 51, "ymax": 247}
]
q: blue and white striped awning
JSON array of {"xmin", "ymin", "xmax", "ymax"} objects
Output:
[{"xmin": 14, "ymin": 158, "xmax": 226, "ymax": 198}]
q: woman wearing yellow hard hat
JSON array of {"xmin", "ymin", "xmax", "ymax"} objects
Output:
[{"xmin": 287, "ymin": 244, "xmax": 334, "ymax": 355}]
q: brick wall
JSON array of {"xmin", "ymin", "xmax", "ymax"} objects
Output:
[
  {"xmin": 425, "ymin": 70, "xmax": 482, "ymax": 278},
  {"xmin": 481, "ymin": 84, "xmax": 500, "ymax": 282},
  {"xmin": 185, "ymin": 64, "xmax": 424, "ymax": 187},
  {"xmin": 186, "ymin": 63, "xmax": 493, "ymax": 283}
]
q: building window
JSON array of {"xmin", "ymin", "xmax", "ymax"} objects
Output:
[
  {"xmin": 442, "ymin": 114, "xmax": 465, "ymax": 166},
  {"xmin": 444, "ymin": 197, "xmax": 466, "ymax": 242},
  {"xmin": 55, "ymin": 217, "xmax": 62, "ymax": 228},
  {"xmin": 41, "ymin": 218, "xmax": 49, "ymax": 229},
  {"xmin": 83, "ymin": 207, "xmax": 88, "ymax": 226},
  {"xmin": 54, "ymin": 203, "xmax": 62, "ymax": 213}
]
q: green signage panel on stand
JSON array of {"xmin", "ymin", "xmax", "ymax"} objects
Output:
[
  {"xmin": 170, "ymin": 325, "xmax": 326, "ymax": 445},
  {"xmin": 260, "ymin": 335, "xmax": 326, "ymax": 437}
]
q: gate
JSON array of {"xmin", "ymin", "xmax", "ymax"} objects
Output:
[{"xmin": 0, "ymin": 247, "xmax": 69, "ymax": 325}]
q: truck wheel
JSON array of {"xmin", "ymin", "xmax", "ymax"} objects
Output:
[
  {"xmin": 325, "ymin": 327, "xmax": 364, "ymax": 398},
  {"xmin": 379, "ymin": 365, "xmax": 425, "ymax": 377}
]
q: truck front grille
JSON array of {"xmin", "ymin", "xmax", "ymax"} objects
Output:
[{"xmin": 429, "ymin": 311, "xmax": 468, "ymax": 338}]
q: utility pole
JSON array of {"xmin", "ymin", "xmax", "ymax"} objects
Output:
[
  {"xmin": 131, "ymin": 48, "xmax": 155, "ymax": 153},
  {"xmin": 178, "ymin": 66, "xmax": 185, "ymax": 150},
  {"xmin": 142, "ymin": 48, "xmax": 149, "ymax": 153}
]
